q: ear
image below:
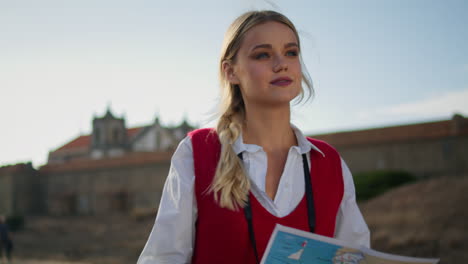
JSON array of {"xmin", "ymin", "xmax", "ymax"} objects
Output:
[{"xmin": 222, "ymin": 60, "xmax": 240, "ymax": 85}]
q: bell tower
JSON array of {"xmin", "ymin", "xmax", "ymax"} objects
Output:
[{"xmin": 90, "ymin": 107, "xmax": 129, "ymax": 159}]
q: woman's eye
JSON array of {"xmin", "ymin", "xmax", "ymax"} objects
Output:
[
  {"xmin": 255, "ymin": 52, "xmax": 270, "ymax": 59},
  {"xmin": 286, "ymin": 50, "xmax": 298, "ymax": 57}
]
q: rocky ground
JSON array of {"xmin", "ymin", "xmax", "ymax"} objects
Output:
[{"xmin": 8, "ymin": 176, "xmax": 467, "ymax": 264}]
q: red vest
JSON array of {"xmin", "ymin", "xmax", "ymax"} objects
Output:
[{"xmin": 189, "ymin": 128, "xmax": 344, "ymax": 264}]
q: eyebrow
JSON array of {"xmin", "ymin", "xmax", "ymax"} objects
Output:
[{"xmin": 250, "ymin": 42, "xmax": 299, "ymax": 52}]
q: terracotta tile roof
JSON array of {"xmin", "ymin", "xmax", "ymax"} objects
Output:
[
  {"xmin": 127, "ymin": 126, "xmax": 144, "ymax": 138},
  {"xmin": 55, "ymin": 135, "xmax": 91, "ymax": 151},
  {"xmin": 55, "ymin": 126, "xmax": 145, "ymax": 152},
  {"xmin": 40, "ymin": 151, "xmax": 173, "ymax": 173},
  {"xmin": 310, "ymin": 116, "xmax": 468, "ymax": 148}
]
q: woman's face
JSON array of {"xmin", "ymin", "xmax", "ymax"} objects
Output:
[{"xmin": 228, "ymin": 21, "xmax": 302, "ymax": 108}]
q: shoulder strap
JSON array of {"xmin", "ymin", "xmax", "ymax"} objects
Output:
[
  {"xmin": 238, "ymin": 153, "xmax": 260, "ymax": 264},
  {"xmin": 302, "ymin": 153, "xmax": 316, "ymax": 233}
]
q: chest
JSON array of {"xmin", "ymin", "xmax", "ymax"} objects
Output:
[{"xmin": 243, "ymin": 150, "xmax": 306, "ymax": 202}]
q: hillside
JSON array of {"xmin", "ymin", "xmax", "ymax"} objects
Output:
[
  {"xmin": 360, "ymin": 175, "xmax": 468, "ymax": 263},
  {"xmin": 10, "ymin": 176, "xmax": 467, "ymax": 263}
]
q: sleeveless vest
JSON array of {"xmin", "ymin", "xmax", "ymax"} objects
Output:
[{"xmin": 189, "ymin": 128, "xmax": 344, "ymax": 264}]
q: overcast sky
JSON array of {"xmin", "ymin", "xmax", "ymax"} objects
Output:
[{"xmin": 1, "ymin": 0, "xmax": 467, "ymax": 168}]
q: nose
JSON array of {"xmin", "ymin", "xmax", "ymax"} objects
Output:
[{"xmin": 272, "ymin": 55, "xmax": 288, "ymax": 73}]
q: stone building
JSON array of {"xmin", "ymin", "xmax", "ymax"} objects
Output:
[
  {"xmin": 38, "ymin": 108, "xmax": 194, "ymax": 215},
  {"xmin": 1, "ymin": 113, "xmax": 466, "ymax": 216},
  {"xmin": 312, "ymin": 114, "xmax": 468, "ymax": 178},
  {"xmin": 48, "ymin": 108, "xmax": 193, "ymax": 164}
]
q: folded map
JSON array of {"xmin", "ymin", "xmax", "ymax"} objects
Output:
[{"xmin": 261, "ymin": 224, "xmax": 439, "ymax": 264}]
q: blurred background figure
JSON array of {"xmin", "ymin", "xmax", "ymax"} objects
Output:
[{"xmin": 0, "ymin": 215, "xmax": 13, "ymax": 264}]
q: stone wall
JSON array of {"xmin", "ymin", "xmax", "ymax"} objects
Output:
[
  {"xmin": 337, "ymin": 136, "xmax": 468, "ymax": 178},
  {"xmin": 0, "ymin": 172, "xmax": 13, "ymax": 215},
  {"xmin": 40, "ymin": 152, "xmax": 172, "ymax": 216},
  {"xmin": 311, "ymin": 115, "xmax": 468, "ymax": 178},
  {"xmin": 0, "ymin": 163, "xmax": 43, "ymax": 216}
]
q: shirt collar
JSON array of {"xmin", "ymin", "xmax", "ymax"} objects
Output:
[
  {"xmin": 232, "ymin": 124, "xmax": 325, "ymax": 157},
  {"xmin": 291, "ymin": 124, "xmax": 325, "ymax": 157}
]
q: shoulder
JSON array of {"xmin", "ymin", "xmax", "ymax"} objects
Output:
[
  {"xmin": 188, "ymin": 128, "xmax": 216, "ymax": 138},
  {"xmin": 171, "ymin": 136, "xmax": 193, "ymax": 163},
  {"xmin": 188, "ymin": 128, "xmax": 220, "ymax": 149}
]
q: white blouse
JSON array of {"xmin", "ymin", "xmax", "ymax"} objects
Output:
[{"xmin": 137, "ymin": 126, "xmax": 370, "ymax": 264}]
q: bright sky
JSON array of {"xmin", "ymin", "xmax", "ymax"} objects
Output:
[{"xmin": 1, "ymin": 0, "xmax": 467, "ymax": 168}]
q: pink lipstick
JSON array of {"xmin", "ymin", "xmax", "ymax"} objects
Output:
[{"xmin": 270, "ymin": 77, "xmax": 292, "ymax": 86}]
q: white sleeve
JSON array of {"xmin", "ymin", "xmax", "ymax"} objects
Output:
[
  {"xmin": 137, "ymin": 136, "xmax": 197, "ymax": 264},
  {"xmin": 334, "ymin": 158, "xmax": 371, "ymax": 248}
]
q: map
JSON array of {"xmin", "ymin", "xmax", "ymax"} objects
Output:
[{"xmin": 261, "ymin": 225, "xmax": 439, "ymax": 264}]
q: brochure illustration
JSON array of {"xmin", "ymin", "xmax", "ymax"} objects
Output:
[{"xmin": 261, "ymin": 224, "xmax": 439, "ymax": 264}]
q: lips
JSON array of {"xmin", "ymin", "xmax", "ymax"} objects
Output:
[{"xmin": 270, "ymin": 77, "xmax": 293, "ymax": 86}]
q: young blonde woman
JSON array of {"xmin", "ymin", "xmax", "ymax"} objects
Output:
[{"xmin": 137, "ymin": 10, "xmax": 370, "ymax": 264}]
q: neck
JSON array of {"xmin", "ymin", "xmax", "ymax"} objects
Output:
[{"xmin": 242, "ymin": 104, "xmax": 297, "ymax": 152}]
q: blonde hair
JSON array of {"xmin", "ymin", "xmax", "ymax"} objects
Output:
[{"xmin": 210, "ymin": 10, "xmax": 314, "ymax": 210}]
